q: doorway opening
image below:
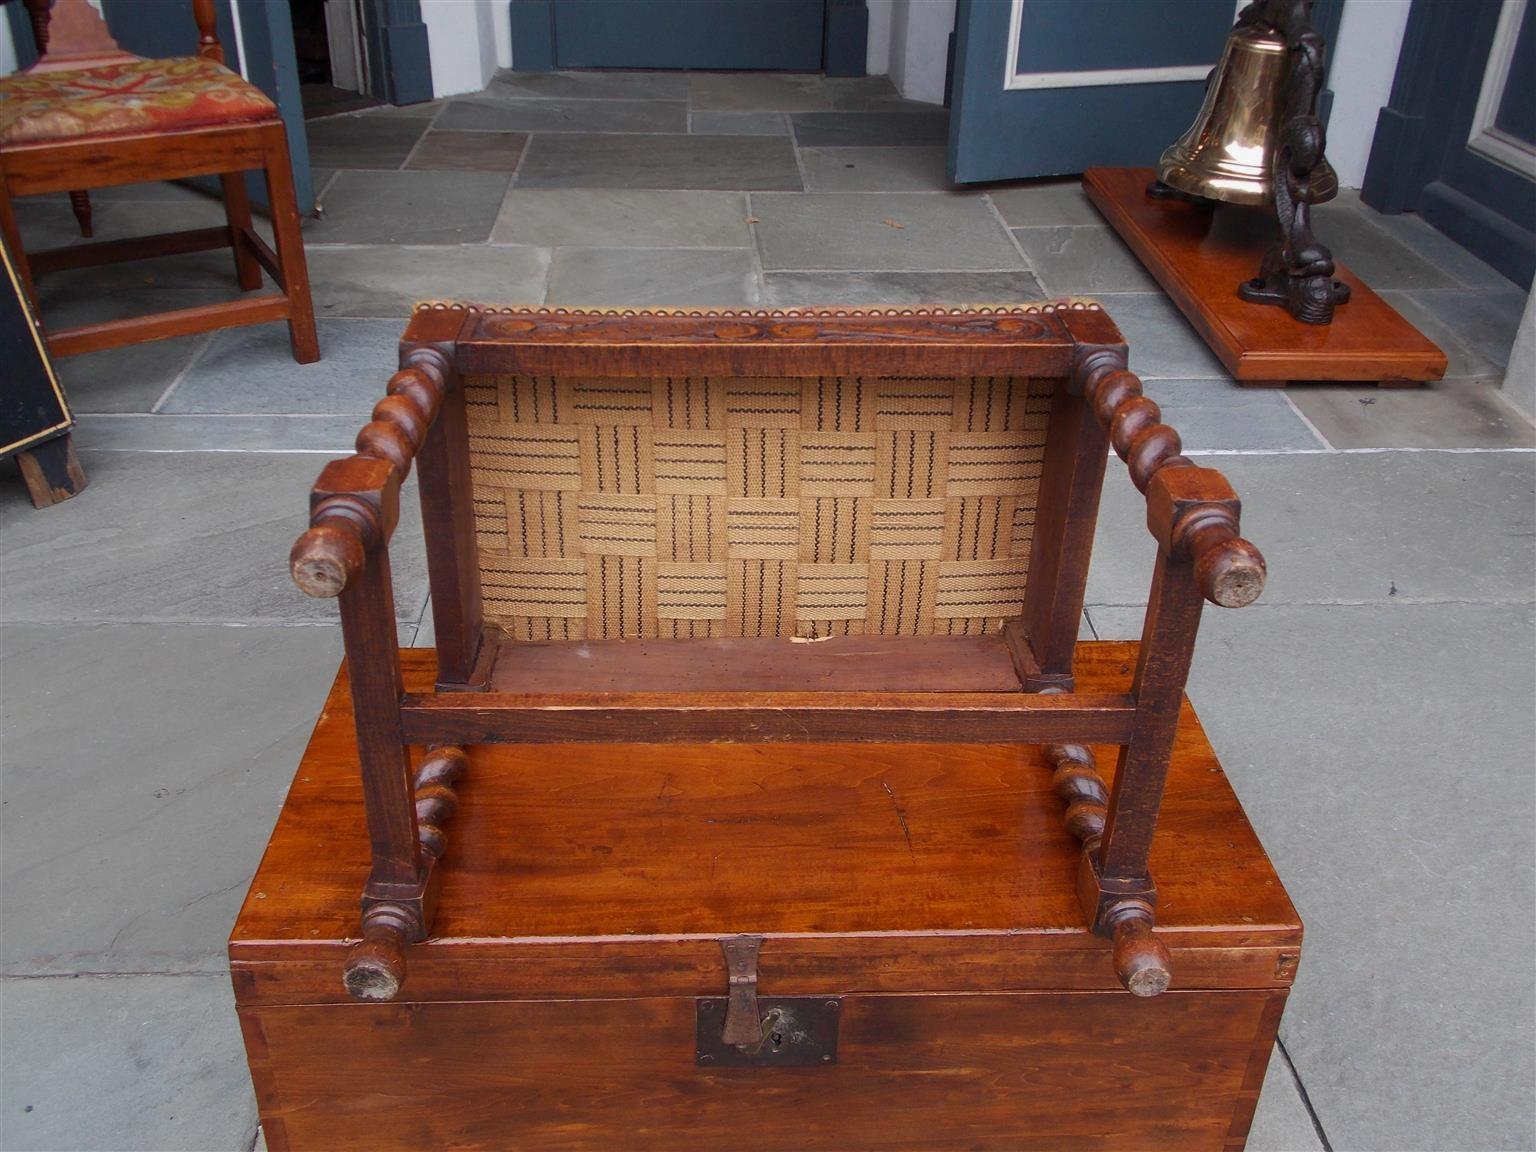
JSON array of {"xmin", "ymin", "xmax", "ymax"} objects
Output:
[{"xmin": 292, "ymin": 0, "xmax": 381, "ymax": 119}]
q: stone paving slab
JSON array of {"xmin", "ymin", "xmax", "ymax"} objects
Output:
[
  {"xmin": 1090, "ymin": 292, "xmax": 1230, "ymax": 378},
  {"xmin": 690, "ymin": 71, "xmax": 854, "ymax": 112},
  {"xmin": 0, "ymin": 623, "xmax": 342, "ymax": 973},
  {"xmin": 305, "ymin": 113, "xmax": 427, "ymax": 170},
  {"xmin": 1249, "ymin": 1053, "xmax": 1325, "ymax": 1152},
  {"xmin": 72, "ymin": 414, "xmax": 361, "ymax": 454},
  {"xmin": 1379, "ymin": 290, "xmax": 1507, "ymax": 383},
  {"xmin": 305, "ymin": 170, "xmax": 511, "ymax": 244},
  {"xmin": 1012, "ymin": 225, "xmax": 1159, "ymax": 293},
  {"xmin": 494, "ymin": 188, "xmax": 752, "ymax": 248},
  {"xmin": 1287, "ymin": 378, "xmax": 1536, "ymax": 450},
  {"xmin": 1089, "ymin": 601, "xmax": 1536, "ymax": 1152},
  {"xmin": 163, "ymin": 318, "xmax": 404, "ymax": 413},
  {"xmin": 488, "ymin": 69, "xmax": 690, "ymax": 102},
  {"xmin": 990, "ymin": 181, "xmax": 1103, "ymax": 227},
  {"xmin": 762, "ymin": 269, "xmax": 1045, "ymax": 307},
  {"xmin": 545, "ymin": 247, "xmax": 759, "ymax": 307},
  {"xmin": 1363, "ymin": 210, "xmax": 1520, "ymax": 291},
  {"xmin": 514, "ymin": 134, "xmax": 803, "ymax": 190},
  {"xmin": 790, "ymin": 109, "xmax": 949, "ymax": 147},
  {"xmin": 799, "ymin": 146, "xmax": 952, "ymax": 192},
  {"xmin": 1405, "ymin": 288, "xmax": 1529, "ymax": 370},
  {"xmin": 752, "ymin": 192, "xmax": 1021, "ymax": 271},
  {"xmin": 437, "ymin": 97, "xmax": 687, "ymax": 135},
  {"xmin": 1140, "ymin": 379, "xmax": 1324, "ymax": 451},
  {"xmin": 305, "ymin": 244, "xmax": 549, "ymax": 318},
  {"xmin": 1314, "ymin": 203, "xmax": 1461, "ymax": 291},
  {"xmin": 0, "ymin": 451, "xmax": 428, "ymax": 625},
  {"xmin": 54, "ymin": 334, "xmax": 208, "ymax": 415},
  {"xmin": 404, "ymin": 129, "xmax": 528, "ymax": 172},
  {"xmin": 0, "ymin": 973, "xmax": 257, "ymax": 1151},
  {"xmin": 689, "ymin": 110, "xmax": 790, "ymax": 136},
  {"xmin": 9, "ymin": 198, "xmax": 100, "ymax": 250},
  {"xmin": 1085, "ymin": 450, "xmax": 1536, "ymax": 609}
]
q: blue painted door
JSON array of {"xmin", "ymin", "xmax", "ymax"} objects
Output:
[
  {"xmin": 1363, "ymin": 0, "xmax": 1535, "ymax": 286},
  {"xmin": 947, "ymin": 0, "xmax": 1239, "ymax": 184},
  {"xmin": 553, "ymin": 0, "xmax": 826, "ymax": 70}
]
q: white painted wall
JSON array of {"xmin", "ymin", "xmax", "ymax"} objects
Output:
[
  {"xmin": 490, "ymin": 0, "xmax": 513, "ymax": 69},
  {"xmin": 1326, "ymin": 0, "xmax": 1413, "ymax": 187},
  {"xmin": 421, "ymin": 0, "xmax": 503, "ymax": 97},
  {"xmin": 866, "ymin": 0, "xmax": 893, "ymax": 76},
  {"xmin": 886, "ymin": 0, "xmax": 954, "ymax": 104}
]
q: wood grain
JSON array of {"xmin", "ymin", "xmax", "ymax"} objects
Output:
[
  {"xmin": 230, "ymin": 642, "xmax": 1300, "ymax": 1004},
  {"xmin": 1083, "ymin": 166, "xmax": 1447, "ymax": 384},
  {"xmin": 241, "ymin": 990, "xmax": 1287, "ymax": 1151},
  {"xmin": 487, "ymin": 633, "xmax": 1027, "ymax": 694},
  {"xmin": 411, "ymin": 303, "xmax": 1086, "ymax": 377}
]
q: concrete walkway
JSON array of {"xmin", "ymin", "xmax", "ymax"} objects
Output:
[{"xmin": 2, "ymin": 73, "xmax": 1532, "ymax": 1152}]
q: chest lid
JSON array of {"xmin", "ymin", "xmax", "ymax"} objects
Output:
[{"xmin": 230, "ymin": 644, "xmax": 1299, "ymax": 1007}]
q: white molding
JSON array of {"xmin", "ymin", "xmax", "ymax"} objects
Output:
[
  {"xmin": 1467, "ymin": 0, "xmax": 1536, "ymax": 178},
  {"xmin": 228, "ymin": 0, "xmax": 250, "ymax": 80},
  {"xmin": 1002, "ymin": 0, "xmax": 1221, "ymax": 92}
]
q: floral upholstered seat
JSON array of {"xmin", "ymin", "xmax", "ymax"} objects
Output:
[{"xmin": 0, "ymin": 56, "xmax": 276, "ymax": 147}]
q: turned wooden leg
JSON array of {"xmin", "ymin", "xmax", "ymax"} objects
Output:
[
  {"xmin": 16, "ymin": 432, "xmax": 87, "ymax": 508},
  {"xmin": 343, "ymin": 905, "xmax": 413, "ymax": 1002},
  {"xmin": 219, "ymin": 172, "xmax": 263, "ymax": 291},
  {"xmin": 342, "ymin": 746, "xmax": 468, "ymax": 1002},
  {"xmin": 0, "ymin": 179, "xmax": 39, "ymax": 307},
  {"xmin": 1043, "ymin": 737, "xmax": 1172, "ymax": 997},
  {"xmin": 260, "ymin": 125, "xmax": 319, "ymax": 365},
  {"xmin": 68, "ymin": 190, "xmax": 93, "ymax": 238}
]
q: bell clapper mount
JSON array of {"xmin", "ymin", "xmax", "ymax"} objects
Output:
[
  {"xmin": 1237, "ymin": 0, "xmax": 1349, "ymax": 324},
  {"xmin": 1153, "ymin": 0, "xmax": 1350, "ymax": 326}
]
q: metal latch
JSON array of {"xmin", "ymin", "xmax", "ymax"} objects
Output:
[
  {"xmin": 696, "ymin": 935, "xmax": 840, "ymax": 1068},
  {"xmin": 721, "ymin": 935, "xmax": 763, "ymax": 1046}
]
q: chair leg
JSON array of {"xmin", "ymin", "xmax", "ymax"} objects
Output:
[
  {"xmin": 261, "ymin": 127, "xmax": 319, "ymax": 364},
  {"xmin": 0, "ymin": 180, "xmax": 39, "ymax": 307},
  {"xmin": 68, "ymin": 190, "xmax": 93, "ymax": 238},
  {"xmin": 219, "ymin": 172, "xmax": 263, "ymax": 291}
]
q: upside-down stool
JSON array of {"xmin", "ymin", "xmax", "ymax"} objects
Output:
[{"xmin": 233, "ymin": 303, "xmax": 1301, "ymax": 1151}]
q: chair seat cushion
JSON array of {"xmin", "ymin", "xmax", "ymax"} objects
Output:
[{"xmin": 0, "ymin": 56, "xmax": 276, "ymax": 147}]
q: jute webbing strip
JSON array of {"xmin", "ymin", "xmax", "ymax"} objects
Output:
[{"xmin": 465, "ymin": 374, "xmax": 1053, "ymax": 640}]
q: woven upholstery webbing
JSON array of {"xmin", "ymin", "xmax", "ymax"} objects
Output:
[{"xmin": 464, "ymin": 374, "xmax": 1054, "ymax": 640}]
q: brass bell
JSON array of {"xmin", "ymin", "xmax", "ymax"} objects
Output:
[
  {"xmin": 1157, "ymin": 23, "xmax": 1291, "ymax": 205},
  {"xmin": 1153, "ymin": 0, "xmax": 1348, "ymax": 324}
]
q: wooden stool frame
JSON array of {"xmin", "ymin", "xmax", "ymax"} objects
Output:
[
  {"xmin": 0, "ymin": 0, "xmax": 319, "ymax": 364},
  {"xmin": 289, "ymin": 303, "xmax": 1267, "ymax": 1002}
]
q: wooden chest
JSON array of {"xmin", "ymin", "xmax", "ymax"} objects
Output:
[{"xmin": 231, "ymin": 643, "xmax": 1301, "ymax": 1152}]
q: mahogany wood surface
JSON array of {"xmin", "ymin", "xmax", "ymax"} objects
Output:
[
  {"xmin": 427, "ymin": 302, "xmax": 1083, "ymax": 377},
  {"xmin": 240, "ymin": 991, "xmax": 1287, "ymax": 1152},
  {"xmin": 230, "ymin": 642, "xmax": 1300, "ymax": 1002},
  {"xmin": 1083, "ymin": 166, "xmax": 1447, "ymax": 385},
  {"xmin": 485, "ymin": 633, "xmax": 1027, "ymax": 693},
  {"xmin": 232, "ymin": 643, "xmax": 1298, "ymax": 1151},
  {"xmin": 288, "ymin": 304, "xmax": 1271, "ymax": 1000}
]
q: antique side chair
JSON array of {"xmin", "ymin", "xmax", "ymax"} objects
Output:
[
  {"xmin": 0, "ymin": 0, "xmax": 318, "ymax": 363},
  {"xmin": 289, "ymin": 303, "xmax": 1266, "ymax": 1003}
]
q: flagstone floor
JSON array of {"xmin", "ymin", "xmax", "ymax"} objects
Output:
[{"xmin": 2, "ymin": 71, "xmax": 1533, "ymax": 1152}]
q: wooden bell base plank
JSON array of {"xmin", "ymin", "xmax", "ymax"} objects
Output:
[
  {"xmin": 1084, "ymin": 166, "xmax": 1448, "ymax": 387},
  {"xmin": 232, "ymin": 642, "xmax": 1300, "ymax": 1151}
]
